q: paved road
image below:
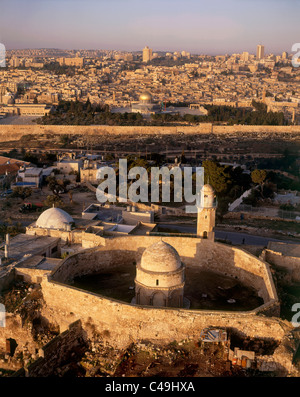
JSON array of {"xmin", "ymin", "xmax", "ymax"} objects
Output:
[{"xmin": 158, "ymin": 224, "xmax": 299, "ymax": 246}]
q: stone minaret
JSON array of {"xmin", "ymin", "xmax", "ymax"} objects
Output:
[{"xmin": 197, "ymin": 184, "xmax": 216, "ymax": 240}]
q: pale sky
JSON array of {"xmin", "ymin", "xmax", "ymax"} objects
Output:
[{"xmin": 0, "ymin": 0, "xmax": 298, "ymax": 54}]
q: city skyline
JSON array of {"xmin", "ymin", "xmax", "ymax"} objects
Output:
[{"xmin": 0, "ymin": 0, "xmax": 298, "ymax": 55}]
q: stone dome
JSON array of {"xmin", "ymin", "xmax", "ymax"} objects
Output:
[
  {"xmin": 36, "ymin": 207, "xmax": 74, "ymax": 230},
  {"xmin": 139, "ymin": 91, "xmax": 152, "ymax": 103},
  {"xmin": 200, "ymin": 184, "xmax": 215, "ymax": 208},
  {"xmin": 140, "ymin": 240, "xmax": 182, "ymax": 273},
  {"xmin": 202, "ymin": 184, "xmax": 214, "ymax": 194}
]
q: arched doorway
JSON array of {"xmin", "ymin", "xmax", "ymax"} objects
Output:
[{"xmin": 152, "ymin": 291, "xmax": 166, "ymax": 307}]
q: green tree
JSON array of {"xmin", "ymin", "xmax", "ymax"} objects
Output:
[
  {"xmin": 251, "ymin": 169, "xmax": 267, "ymax": 198},
  {"xmin": 11, "ymin": 187, "xmax": 32, "ymax": 201},
  {"xmin": 43, "ymin": 195, "xmax": 64, "ymax": 208},
  {"xmin": 202, "ymin": 160, "xmax": 232, "ymax": 194},
  {"xmin": 46, "ymin": 176, "xmax": 70, "ymax": 196},
  {"xmin": 251, "ymin": 169, "xmax": 267, "ymax": 185}
]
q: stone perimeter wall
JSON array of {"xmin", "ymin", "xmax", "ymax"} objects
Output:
[
  {"xmin": 41, "ymin": 277, "xmax": 288, "ymax": 350},
  {"xmin": 262, "ymin": 249, "xmax": 300, "ymax": 282},
  {"xmin": 0, "ymin": 124, "xmax": 300, "ymax": 142},
  {"xmin": 40, "ymin": 236, "xmax": 283, "ymax": 349},
  {"xmin": 51, "ymin": 236, "xmax": 278, "ymax": 305}
]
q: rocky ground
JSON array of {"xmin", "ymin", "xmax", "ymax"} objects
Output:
[
  {"xmin": 75, "ymin": 338, "xmax": 247, "ymax": 378},
  {"xmin": 0, "ymin": 281, "xmax": 298, "ymax": 377}
]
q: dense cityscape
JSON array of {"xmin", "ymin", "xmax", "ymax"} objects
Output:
[
  {"xmin": 0, "ymin": 0, "xmax": 299, "ymax": 387},
  {"xmin": 0, "ymin": 45, "xmax": 299, "ymax": 126}
]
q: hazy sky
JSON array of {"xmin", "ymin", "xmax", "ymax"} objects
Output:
[{"xmin": 0, "ymin": 0, "xmax": 298, "ymax": 54}]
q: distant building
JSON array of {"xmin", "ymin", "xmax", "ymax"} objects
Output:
[
  {"xmin": 241, "ymin": 52, "xmax": 249, "ymax": 62},
  {"xmin": 256, "ymin": 45, "xmax": 265, "ymax": 60},
  {"xmin": 56, "ymin": 157, "xmax": 83, "ymax": 175},
  {"xmin": 9, "ymin": 56, "xmax": 22, "ymax": 68},
  {"xmin": 57, "ymin": 57, "xmax": 85, "ymax": 67},
  {"xmin": 131, "ymin": 91, "xmax": 161, "ymax": 115},
  {"xmin": 142, "ymin": 46, "xmax": 153, "ymax": 63},
  {"xmin": 0, "ymin": 103, "xmax": 52, "ymax": 116},
  {"xmin": 15, "ymin": 166, "xmax": 43, "ymax": 188}
]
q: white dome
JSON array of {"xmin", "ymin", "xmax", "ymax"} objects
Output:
[
  {"xmin": 140, "ymin": 240, "xmax": 182, "ymax": 273},
  {"xmin": 36, "ymin": 207, "xmax": 74, "ymax": 230}
]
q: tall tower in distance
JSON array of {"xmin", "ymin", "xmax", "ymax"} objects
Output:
[
  {"xmin": 197, "ymin": 184, "xmax": 216, "ymax": 241},
  {"xmin": 143, "ymin": 46, "xmax": 153, "ymax": 63},
  {"xmin": 256, "ymin": 44, "xmax": 265, "ymax": 60}
]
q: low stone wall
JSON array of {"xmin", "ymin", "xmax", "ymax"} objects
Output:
[
  {"xmin": 14, "ymin": 267, "xmax": 50, "ymax": 284},
  {"xmin": 26, "ymin": 227, "xmax": 83, "ymax": 245},
  {"xmin": 0, "ymin": 313, "xmax": 38, "ymax": 356},
  {"xmin": 13, "ymin": 320, "xmax": 87, "ymax": 377},
  {"xmin": 263, "ymin": 249, "xmax": 300, "ymax": 282},
  {"xmin": 224, "ymin": 211, "xmax": 300, "ymax": 224}
]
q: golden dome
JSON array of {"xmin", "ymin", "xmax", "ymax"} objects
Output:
[{"xmin": 139, "ymin": 91, "xmax": 152, "ymax": 103}]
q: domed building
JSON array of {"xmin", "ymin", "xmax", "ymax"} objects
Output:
[
  {"xmin": 36, "ymin": 207, "xmax": 74, "ymax": 231},
  {"xmin": 134, "ymin": 240, "xmax": 186, "ymax": 308},
  {"xmin": 131, "ymin": 91, "xmax": 161, "ymax": 115},
  {"xmin": 138, "ymin": 91, "xmax": 152, "ymax": 104}
]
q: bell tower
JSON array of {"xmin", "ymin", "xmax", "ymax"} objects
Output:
[{"xmin": 197, "ymin": 184, "xmax": 216, "ymax": 240}]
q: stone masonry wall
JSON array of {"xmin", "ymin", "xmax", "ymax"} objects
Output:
[
  {"xmin": 51, "ymin": 236, "xmax": 277, "ymax": 304},
  {"xmin": 40, "ymin": 277, "xmax": 289, "ymax": 350},
  {"xmin": 13, "ymin": 320, "xmax": 87, "ymax": 377},
  {"xmin": 39, "ymin": 236, "xmax": 283, "ymax": 349},
  {"xmin": 263, "ymin": 249, "xmax": 300, "ymax": 282},
  {"xmin": 0, "ymin": 124, "xmax": 300, "ymax": 142}
]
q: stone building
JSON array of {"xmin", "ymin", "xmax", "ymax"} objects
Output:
[
  {"xmin": 35, "ymin": 207, "xmax": 75, "ymax": 231},
  {"xmin": 2, "ymin": 192, "xmax": 298, "ymax": 376},
  {"xmin": 131, "ymin": 91, "xmax": 161, "ymax": 115},
  {"xmin": 197, "ymin": 184, "xmax": 216, "ymax": 240},
  {"xmin": 142, "ymin": 46, "xmax": 153, "ymax": 63},
  {"xmin": 134, "ymin": 240, "xmax": 186, "ymax": 308}
]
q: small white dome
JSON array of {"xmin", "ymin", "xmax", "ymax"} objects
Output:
[{"xmin": 36, "ymin": 207, "xmax": 74, "ymax": 230}]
